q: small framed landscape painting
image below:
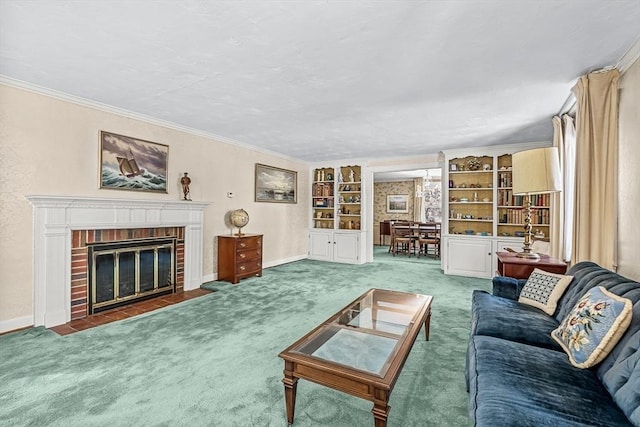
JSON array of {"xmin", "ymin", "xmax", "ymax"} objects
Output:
[
  {"xmin": 387, "ymin": 194, "xmax": 409, "ymax": 213},
  {"xmin": 99, "ymin": 131, "xmax": 169, "ymax": 193},
  {"xmin": 255, "ymin": 163, "xmax": 297, "ymax": 203}
]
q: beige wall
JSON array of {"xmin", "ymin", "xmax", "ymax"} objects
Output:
[
  {"xmin": 0, "ymin": 84, "xmax": 309, "ymax": 326},
  {"xmin": 617, "ymin": 57, "xmax": 640, "ymax": 280},
  {"xmin": 373, "ymin": 181, "xmax": 415, "ymax": 245}
]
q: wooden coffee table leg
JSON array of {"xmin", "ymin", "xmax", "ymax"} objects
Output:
[
  {"xmin": 424, "ymin": 310, "xmax": 431, "ymax": 341},
  {"xmin": 282, "ymin": 361, "xmax": 298, "ymax": 425},
  {"xmin": 371, "ymin": 389, "xmax": 390, "ymax": 427}
]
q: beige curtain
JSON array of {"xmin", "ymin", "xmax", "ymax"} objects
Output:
[
  {"xmin": 561, "ymin": 114, "xmax": 576, "ymax": 262},
  {"xmin": 571, "ymin": 69, "xmax": 619, "ymax": 270},
  {"xmin": 549, "ymin": 116, "xmax": 564, "ymax": 259},
  {"xmin": 414, "ymin": 178, "xmax": 424, "ymax": 222}
]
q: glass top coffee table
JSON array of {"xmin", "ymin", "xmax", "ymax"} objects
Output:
[{"xmin": 278, "ymin": 288, "xmax": 433, "ymax": 426}]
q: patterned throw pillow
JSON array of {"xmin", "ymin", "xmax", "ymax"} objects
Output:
[
  {"xmin": 518, "ymin": 268, "xmax": 573, "ymax": 315},
  {"xmin": 551, "ymin": 286, "xmax": 632, "ymax": 369}
]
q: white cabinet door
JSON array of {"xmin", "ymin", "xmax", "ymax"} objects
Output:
[
  {"xmin": 444, "ymin": 237, "xmax": 493, "ymax": 278},
  {"xmin": 333, "ymin": 232, "xmax": 360, "ymax": 263},
  {"xmin": 308, "ymin": 231, "xmax": 332, "ymax": 261}
]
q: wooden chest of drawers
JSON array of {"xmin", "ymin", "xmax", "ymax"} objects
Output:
[{"xmin": 217, "ymin": 234, "xmax": 263, "ymax": 284}]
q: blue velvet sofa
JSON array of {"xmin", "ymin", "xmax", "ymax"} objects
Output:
[{"xmin": 466, "ymin": 261, "xmax": 640, "ymax": 426}]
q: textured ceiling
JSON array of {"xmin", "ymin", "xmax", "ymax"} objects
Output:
[{"xmin": 1, "ymin": 1, "xmax": 639, "ymax": 162}]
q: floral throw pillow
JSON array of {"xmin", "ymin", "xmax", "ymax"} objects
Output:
[
  {"xmin": 551, "ymin": 286, "xmax": 632, "ymax": 369},
  {"xmin": 518, "ymin": 268, "xmax": 573, "ymax": 315}
]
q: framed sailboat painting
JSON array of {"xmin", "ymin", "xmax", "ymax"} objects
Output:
[{"xmin": 99, "ymin": 131, "xmax": 169, "ymax": 193}]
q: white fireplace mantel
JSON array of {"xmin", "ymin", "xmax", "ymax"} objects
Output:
[{"xmin": 26, "ymin": 195, "xmax": 211, "ymax": 328}]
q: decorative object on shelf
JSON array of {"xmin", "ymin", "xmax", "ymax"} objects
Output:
[
  {"xmin": 386, "ymin": 194, "xmax": 409, "ymax": 213},
  {"xmin": 467, "ymin": 157, "xmax": 482, "ymax": 171},
  {"xmin": 229, "ymin": 208, "xmax": 250, "ymax": 236},
  {"xmin": 99, "ymin": 130, "xmax": 169, "ymax": 193},
  {"xmin": 513, "ymin": 147, "xmax": 561, "ymax": 259},
  {"xmin": 483, "ymin": 163, "xmax": 491, "ymax": 171},
  {"xmin": 349, "ymin": 168, "xmax": 355, "ymax": 182},
  {"xmin": 181, "ymin": 172, "xmax": 192, "ymax": 201},
  {"xmin": 327, "ymin": 173, "xmax": 333, "ymax": 181},
  {"xmin": 450, "ymin": 163, "xmax": 457, "ymax": 171},
  {"xmin": 255, "ymin": 163, "xmax": 297, "ymax": 203}
]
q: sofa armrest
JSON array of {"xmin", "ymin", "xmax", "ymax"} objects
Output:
[{"xmin": 492, "ymin": 276, "xmax": 527, "ymax": 300}]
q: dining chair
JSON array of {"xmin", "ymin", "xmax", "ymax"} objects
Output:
[
  {"xmin": 390, "ymin": 221, "xmax": 414, "ymax": 256},
  {"xmin": 417, "ymin": 222, "xmax": 441, "ymax": 258}
]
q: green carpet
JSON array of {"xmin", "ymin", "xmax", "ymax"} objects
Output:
[{"xmin": 0, "ymin": 247, "xmax": 490, "ymax": 426}]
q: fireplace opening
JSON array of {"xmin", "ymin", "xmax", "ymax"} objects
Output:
[{"xmin": 88, "ymin": 238, "xmax": 176, "ymax": 314}]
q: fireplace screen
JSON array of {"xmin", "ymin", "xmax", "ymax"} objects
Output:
[{"xmin": 89, "ymin": 239, "xmax": 175, "ymax": 313}]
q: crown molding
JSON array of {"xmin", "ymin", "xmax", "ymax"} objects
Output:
[
  {"xmin": 618, "ymin": 36, "xmax": 640, "ymax": 74},
  {"xmin": 0, "ymin": 75, "xmax": 304, "ymax": 164},
  {"xmin": 440, "ymin": 140, "xmax": 551, "ymax": 158},
  {"xmin": 558, "ymin": 36, "xmax": 640, "ymax": 115}
]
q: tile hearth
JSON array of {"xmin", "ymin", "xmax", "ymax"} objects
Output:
[{"xmin": 50, "ymin": 288, "xmax": 212, "ymax": 335}]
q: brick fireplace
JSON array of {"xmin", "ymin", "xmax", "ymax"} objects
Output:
[
  {"xmin": 26, "ymin": 196, "xmax": 210, "ymax": 328},
  {"xmin": 71, "ymin": 227, "xmax": 185, "ymax": 320}
]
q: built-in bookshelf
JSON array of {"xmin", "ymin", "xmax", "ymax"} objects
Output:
[
  {"xmin": 447, "ymin": 155, "xmax": 494, "ymax": 236},
  {"xmin": 496, "ymin": 154, "xmax": 550, "ymax": 238},
  {"xmin": 337, "ymin": 165, "xmax": 361, "ymax": 230},
  {"xmin": 442, "ymin": 143, "xmax": 554, "ymax": 279},
  {"xmin": 311, "ymin": 165, "xmax": 363, "ymax": 230},
  {"xmin": 312, "ymin": 167, "xmax": 335, "ymax": 229},
  {"xmin": 308, "ymin": 163, "xmax": 366, "ymax": 264}
]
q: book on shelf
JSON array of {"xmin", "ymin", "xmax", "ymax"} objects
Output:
[{"xmin": 500, "ymin": 208, "xmax": 550, "ymax": 225}]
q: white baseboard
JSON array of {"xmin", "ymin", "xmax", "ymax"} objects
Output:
[
  {"xmin": 0, "ymin": 315, "xmax": 33, "ymax": 334},
  {"xmin": 200, "ymin": 254, "xmax": 308, "ymax": 287},
  {"xmin": 202, "ymin": 273, "xmax": 216, "ymax": 284},
  {"xmin": 263, "ymin": 254, "xmax": 308, "ymax": 269}
]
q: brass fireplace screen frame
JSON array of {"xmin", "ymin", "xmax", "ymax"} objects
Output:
[{"xmin": 88, "ymin": 238, "xmax": 176, "ymax": 314}]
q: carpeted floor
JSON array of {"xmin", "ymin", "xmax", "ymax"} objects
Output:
[{"xmin": 0, "ymin": 246, "xmax": 490, "ymax": 426}]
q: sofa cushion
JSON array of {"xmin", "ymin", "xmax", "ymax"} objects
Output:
[
  {"xmin": 471, "ymin": 290, "xmax": 561, "ymax": 350},
  {"xmin": 468, "ymin": 335, "xmax": 633, "ymax": 426},
  {"xmin": 492, "ymin": 276, "xmax": 527, "ymax": 300},
  {"xmin": 552, "ymin": 286, "xmax": 633, "ymax": 368},
  {"xmin": 518, "ymin": 268, "xmax": 573, "ymax": 315},
  {"xmin": 557, "ymin": 262, "xmax": 640, "ymax": 426}
]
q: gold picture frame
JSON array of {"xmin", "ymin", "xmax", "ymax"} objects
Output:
[
  {"xmin": 255, "ymin": 163, "xmax": 297, "ymax": 203},
  {"xmin": 99, "ymin": 131, "xmax": 169, "ymax": 193},
  {"xmin": 386, "ymin": 194, "xmax": 409, "ymax": 213}
]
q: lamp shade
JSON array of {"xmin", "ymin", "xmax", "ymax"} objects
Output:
[{"xmin": 512, "ymin": 147, "xmax": 562, "ymax": 195}]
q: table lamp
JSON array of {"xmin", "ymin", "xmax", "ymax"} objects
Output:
[{"xmin": 512, "ymin": 147, "xmax": 562, "ymax": 259}]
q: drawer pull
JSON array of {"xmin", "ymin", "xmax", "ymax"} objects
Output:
[
  {"xmin": 239, "ymin": 265, "xmax": 246, "ymax": 271},
  {"xmin": 240, "ymin": 242, "xmax": 246, "ymax": 248},
  {"xmin": 239, "ymin": 253, "xmax": 246, "ymax": 259},
  {"xmin": 256, "ymin": 250, "xmax": 261, "ymax": 256},
  {"xmin": 256, "ymin": 262, "xmax": 261, "ymax": 267}
]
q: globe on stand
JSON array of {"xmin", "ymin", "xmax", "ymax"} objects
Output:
[{"xmin": 230, "ymin": 209, "xmax": 249, "ymax": 236}]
